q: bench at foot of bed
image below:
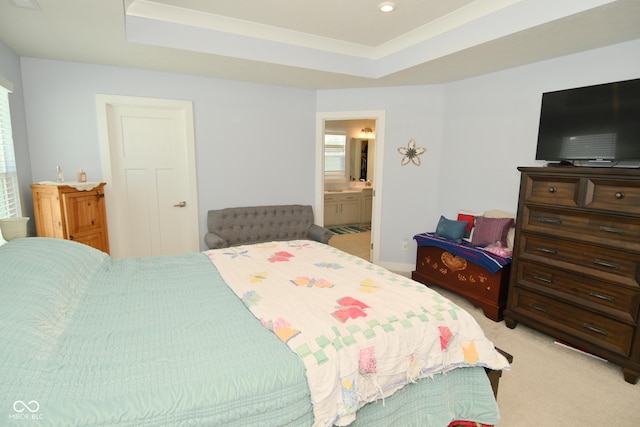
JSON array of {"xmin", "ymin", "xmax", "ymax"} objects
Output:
[
  {"xmin": 412, "ymin": 245, "xmax": 510, "ymax": 321},
  {"xmin": 486, "ymin": 347, "xmax": 513, "ymax": 398}
]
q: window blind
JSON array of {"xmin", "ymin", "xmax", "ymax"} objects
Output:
[
  {"xmin": 0, "ymin": 85, "xmax": 21, "ymax": 218},
  {"xmin": 324, "ymin": 133, "xmax": 346, "ymax": 178}
]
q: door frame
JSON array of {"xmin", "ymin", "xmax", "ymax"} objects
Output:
[
  {"xmin": 315, "ymin": 110, "xmax": 385, "ymax": 264},
  {"xmin": 95, "ymin": 94, "xmax": 199, "ymax": 257}
]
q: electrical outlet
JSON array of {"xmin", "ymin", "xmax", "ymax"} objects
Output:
[{"xmin": 401, "ymin": 240, "xmax": 409, "ymax": 251}]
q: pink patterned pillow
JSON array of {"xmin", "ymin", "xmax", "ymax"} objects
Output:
[{"xmin": 471, "ymin": 216, "xmax": 514, "ymax": 247}]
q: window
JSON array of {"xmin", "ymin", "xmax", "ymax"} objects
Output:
[
  {"xmin": 324, "ymin": 132, "xmax": 347, "ymax": 179},
  {"xmin": 0, "ymin": 84, "xmax": 21, "ymax": 218}
]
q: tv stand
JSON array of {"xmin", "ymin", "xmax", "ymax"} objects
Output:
[
  {"xmin": 545, "ymin": 161, "xmax": 574, "ymax": 167},
  {"xmin": 544, "ymin": 160, "xmax": 640, "ymax": 169},
  {"xmin": 575, "ymin": 160, "xmax": 640, "ymax": 168}
]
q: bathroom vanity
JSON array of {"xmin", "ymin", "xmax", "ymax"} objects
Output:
[{"xmin": 324, "ymin": 187, "xmax": 372, "ymax": 227}]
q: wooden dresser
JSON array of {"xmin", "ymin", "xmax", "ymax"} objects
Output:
[
  {"xmin": 504, "ymin": 167, "xmax": 640, "ymax": 384},
  {"xmin": 31, "ymin": 183, "xmax": 110, "ymax": 254}
]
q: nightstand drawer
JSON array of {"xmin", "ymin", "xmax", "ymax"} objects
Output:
[
  {"xmin": 522, "ymin": 205, "xmax": 640, "ymax": 252},
  {"xmin": 516, "ymin": 261, "xmax": 640, "ymax": 323},
  {"xmin": 513, "ymin": 289, "xmax": 634, "ymax": 356},
  {"xmin": 525, "ymin": 175, "xmax": 581, "ymax": 207},
  {"xmin": 587, "ymin": 178, "xmax": 640, "ymax": 215},
  {"xmin": 519, "ymin": 233, "xmax": 640, "ymax": 285}
]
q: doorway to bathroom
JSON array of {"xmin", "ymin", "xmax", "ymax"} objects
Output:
[{"xmin": 315, "ymin": 110, "xmax": 385, "ymax": 264}]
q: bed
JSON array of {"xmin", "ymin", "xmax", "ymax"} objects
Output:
[{"xmin": 0, "ymin": 237, "xmax": 509, "ymax": 426}]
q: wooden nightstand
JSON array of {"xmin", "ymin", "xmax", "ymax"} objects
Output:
[{"xmin": 30, "ymin": 182, "xmax": 110, "ymax": 254}]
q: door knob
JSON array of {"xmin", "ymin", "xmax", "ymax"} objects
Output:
[{"xmin": 174, "ymin": 201, "xmax": 187, "ymax": 207}]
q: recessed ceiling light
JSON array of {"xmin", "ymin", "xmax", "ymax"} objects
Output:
[
  {"xmin": 378, "ymin": 2, "xmax": 396, "ymax": 13},
  {"xmin": 9, "ymin": 0, "xmax": 41, "ymax": 10}
]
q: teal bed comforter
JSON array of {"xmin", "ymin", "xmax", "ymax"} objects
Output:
[
  {"xmin": 0, "ymin": 238, "xmax": 311, "ymax": 426},
  {"xmin": 0, "ymin": 238, "xmax": 502, "ymax": 426}
]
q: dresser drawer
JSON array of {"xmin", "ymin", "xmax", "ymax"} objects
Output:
[
  {"xmin": 586, "ymin": 178, "xmax": 640, "ymax": 215},
  {"xmin": 512, "ymin": 289, "xmax": 634, "ymax": 356},
  {"xmin": 522, "ymin": 205, "xmax": 640, "ymax": 252},
  {"xmin": 515, "ymin": 261, "xmax": 640, "ymax": 323},
  {"xmin": 524, "ymin": 175, "xmax": 581, "ymax": 207},
  {"xmin": 519, "ymin": 233, "xmax": 640, "ymax": 286}
]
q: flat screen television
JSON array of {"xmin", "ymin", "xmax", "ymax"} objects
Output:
[{"xmin": 535, "ymin": 78, "xmax": 640, "ymax": 167}]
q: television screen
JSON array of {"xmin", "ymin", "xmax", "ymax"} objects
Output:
[{"xmin": 535, "ymin": 78, "xmax": 640, "ymax": 163}]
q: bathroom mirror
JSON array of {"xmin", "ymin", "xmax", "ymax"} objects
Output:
[{"xmin": 350, "ymin": 138, "xmax": 375, "ymax": 182}]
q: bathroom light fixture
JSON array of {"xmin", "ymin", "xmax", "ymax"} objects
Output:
[
  {"xmin": 378, "ymin": 2, "xmax": 396, "ymax": 13},
  {"xmin": 361, "ymin": 127, "xmax": 375, "ymax": 138}
]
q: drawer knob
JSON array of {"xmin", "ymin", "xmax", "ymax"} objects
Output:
[
  {"xmin": 540, "ymin": 217, "xmax": 562, "ymax": 225},
  {"xmin": 598, "ymin": 225, "xmax": 625, "ymax": 235},
  {"xmin": 533, "ymin": 274, "xmax": 553, "ymax": 284},
  {"xmin": 528, "ymin": 303, "xmax": 548, "ymax": 313},
  {"xmin": 593, "ymin": 259, "xmax": 620, "ymax": 269},
  {"xmin": 536, "ymin": 247, "xmax": 558, "ymax": 255},
  {"xmin": 583, "ymin": 323, "xmax": 608, "ymax": 336},
  {"xmin": 615, "ymin": 191, "xmax": 625, "ymax": 199},
  {"xmin": 548, "ymin": 186, "xmax": 557, "ymax": 193},
  {"xmin": 588, "ymin": 291, "xmax": 615, "ymax": 302}
]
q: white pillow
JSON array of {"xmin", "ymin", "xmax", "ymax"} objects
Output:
[{"xmin": 0, "ymin": 226, "xmax": 7, "ymax": 247}]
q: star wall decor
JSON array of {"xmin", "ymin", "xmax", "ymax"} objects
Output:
[{"xmin": 398, "ymin": 139, "xmax": 426, "ymax": 166}]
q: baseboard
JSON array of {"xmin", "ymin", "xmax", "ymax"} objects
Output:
[{"xmin": 378, "ymin": 261, "xmax": 414, "ymax": 277}]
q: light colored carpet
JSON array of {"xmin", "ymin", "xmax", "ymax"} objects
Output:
[
  {"xmin": 425, "ymin": 287, "xmax": 640, "ymax": 426},
  {"xmin": 329, "ymin": 234, "xmax": 640, "ymax": 426}
]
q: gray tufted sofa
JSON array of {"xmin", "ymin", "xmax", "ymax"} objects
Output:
[{"xmin": 204, "ymin": 204, "xmax": 333, "ymax": 249}]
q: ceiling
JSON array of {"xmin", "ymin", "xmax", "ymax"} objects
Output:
[{"xmin": 1, "ymin": 0, "xmax": 639, "ymax": 90}]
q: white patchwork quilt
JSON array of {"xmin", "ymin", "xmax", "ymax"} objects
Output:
[{"xmin": 205, "ymin": 240, "xmax": 509, "ymax": 427}]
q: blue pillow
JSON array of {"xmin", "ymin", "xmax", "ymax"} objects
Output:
[{"xmin": 435, "ymin": 215, "xmax": 468, "ymax": 243}]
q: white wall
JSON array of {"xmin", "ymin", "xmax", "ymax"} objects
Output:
[
  {"xmin": 13, "ymin": 38, "xmax": 640, "ymax": 269},
  {"xmin": 438, "ymin": 40, "xmax": 640, "ymax": 218},
  {"xmin": 19, "ymin": 58, "xmax": 317, "ymax": 249},
  {"xmin": 318, "ymin": 39, "xmax": 640, "ymax": 272}
]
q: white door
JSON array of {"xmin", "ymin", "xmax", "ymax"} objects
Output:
[{"xmin": 96, "ymin": 95, "xmax": 199, "ymax": 258}]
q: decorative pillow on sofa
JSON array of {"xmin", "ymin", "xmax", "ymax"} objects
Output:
[
  {"xmin": 435, "ymin": 215, "xmax": 468, "ymax": 243},
  {"xmin": 471, "ymin": 216, "xmax": 514, "ymax": 247}
]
